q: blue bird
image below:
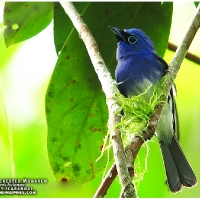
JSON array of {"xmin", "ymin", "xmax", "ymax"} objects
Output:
[{"xmin": 109, "ymin": 26, "xmax": 197, "ymax": 192}]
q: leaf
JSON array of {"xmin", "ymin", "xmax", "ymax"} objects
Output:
[
  {"xmin": 4, "ymin": 2, "xmax": 53, "ymax": 47},
  {"xmin": 54, "ymin": 2, "xmax": 89, "ymax": 55},
  {"xmin": 46, "ymin": 30, "xmax": 108, "ymax": 182},
  {"xmin": 194, "ymin": 2, "xmax": 199, "ymax": 7},
  {"xmin": 46, "ymin": 2, "xmax": 173, "ymax": 183}
]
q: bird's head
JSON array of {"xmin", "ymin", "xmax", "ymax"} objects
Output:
[{"xmin": 109, "ymin": 26, "xmax": 155, "ymax": 60}]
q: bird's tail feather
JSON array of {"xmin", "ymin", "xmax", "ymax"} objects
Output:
[
  {"xmin": 169, "ymin": 136, "xmax": 197, "ymax": 187},
  {"xmin": 159, "ymin": 141, "xmax": 182, "ymax": 192},
  {"xmin": 159, "ymin": 136, "xmax": 197, "ymax": 192}
]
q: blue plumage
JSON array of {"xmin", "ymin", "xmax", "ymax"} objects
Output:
[
  {"xmin": 114, "ymin": 28, "xmax": 167, "ymax": 99},
  {"xmin": 109, "ymin": 26, "xmax": 197, "ymax": 192}
]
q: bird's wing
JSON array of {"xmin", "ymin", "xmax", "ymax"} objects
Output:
[{"xmin": 154, "ymin": 54, "xmax": 180, "ymax": 139}]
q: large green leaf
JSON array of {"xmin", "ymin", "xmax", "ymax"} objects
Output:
[
  {"xmin": 54, "ymin": 2, "xmax": 89, "ymax": 54},
  {"xmin": 46, "ymin": 30, "xmax": 108, "ymax": 182},
  {"xmin": 46, "ymin": 2, "xmax": 173, "ymax": 183},
  {"xmin": 4, "ymin": 2, "xmax": 53, "ymax": 47}
]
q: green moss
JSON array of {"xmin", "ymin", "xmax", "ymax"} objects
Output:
[
  {"xmin": 114, "ymin": 86, "xmax": 153, "ymax": 145},
  {"xmin": 98, "ymin": 75, "xmax": 170, "ymax": 174},
  {"xmin": 114, "ymin": 75, "xmax": 168, "ymax": 145}
]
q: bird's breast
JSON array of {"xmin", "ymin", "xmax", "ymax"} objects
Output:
[{"xmin": 115, "ymin": 54, "xmax": 164, "ymax": 101}]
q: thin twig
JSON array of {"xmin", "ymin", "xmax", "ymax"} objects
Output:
[
  {"xmin": 94, "ymin": 163, "xmax": 117, "ymax": 198},
  {"xmin": 92, "ymin": 3, "xmax": 200, "ymax": 197},
  {"xmin": 169, "ymin": 3, "xmax": 200, "ymax": 76},
  {"xmin": 59, "ymin": 2, "xmax": 136, "ymax": 198},
  {"xmin": 168, "ymin": 42, "xmax": 200, "ymax": 64}
]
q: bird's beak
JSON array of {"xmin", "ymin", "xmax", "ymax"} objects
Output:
[{"xmin": 108, "ymin": 26, "xmax": 125, "ymax": 41}]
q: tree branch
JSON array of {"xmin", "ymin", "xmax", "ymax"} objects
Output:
[
  {"xmin": 59, "ymin": 2, "xmax": 136, "ymax": 198},
  {"xmin": 93, "ymin": 163, "xmax": 117, "ymax": 198},
  {"xmin": 92, "ymin": 3, "xmax": 200, "ymax": 197}
]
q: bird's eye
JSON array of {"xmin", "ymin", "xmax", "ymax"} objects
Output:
[{"xmin": 128, "ymin": 36, "xmax": 137, "ymax": 44}]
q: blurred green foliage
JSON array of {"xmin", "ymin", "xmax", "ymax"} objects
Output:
[{"xmin": 0, "ymin": 1, "xmax": 199, "ymax": 198}]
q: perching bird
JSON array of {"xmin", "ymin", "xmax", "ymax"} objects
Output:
[{"xmin": 109, "ymin": 26, "xmax": 197, "ymax": 193}]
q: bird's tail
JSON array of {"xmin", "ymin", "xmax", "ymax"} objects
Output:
[{"xmin": 159, "ymin": 136, "xmax": 197, "ymax": 192}]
